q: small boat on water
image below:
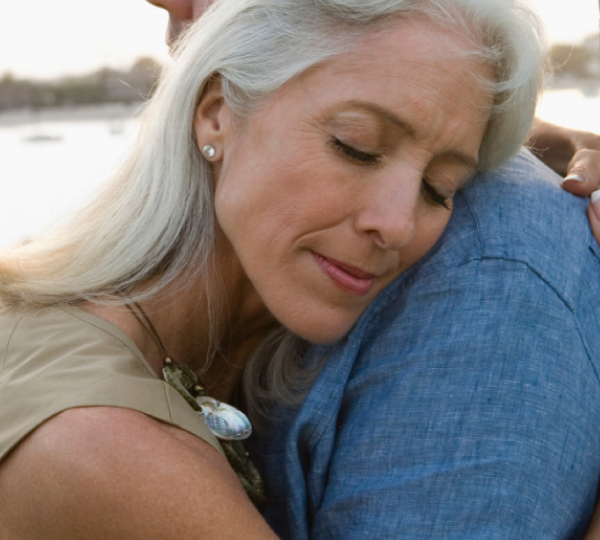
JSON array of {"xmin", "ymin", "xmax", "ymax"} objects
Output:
[
  {"xmin": 23, "ymin": 134, "xmax": 63, "ymax": 143},
  {"xmin": 108, "ymin": 121, "xmax": 125, "ymax": 135},
  {"xmin": 580, "ymin": 84, "xmax": 599, "ymax": 98}
]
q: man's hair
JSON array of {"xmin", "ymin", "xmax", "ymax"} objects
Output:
[{"xmin": 0, "ymin": 0, "xmax": 547, "ymax": 423}]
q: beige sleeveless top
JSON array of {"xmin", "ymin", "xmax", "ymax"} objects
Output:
[{"xmin": 0, "ymin": 305, "xmax": 223, "ymax": 462}]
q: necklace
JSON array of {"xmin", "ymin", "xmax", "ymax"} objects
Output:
[{"xmin": 124, "ymin": 301, "xmax": 268, "ymax": 508}]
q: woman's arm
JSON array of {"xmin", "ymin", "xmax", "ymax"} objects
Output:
[{"xmin": 0, "ymin": 407, "xmax": 279, "ymax": 540}]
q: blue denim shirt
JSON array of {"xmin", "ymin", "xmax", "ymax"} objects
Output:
[{"xmin": 249, "ymin": 150, "xmax": 600, "ymax": 539}]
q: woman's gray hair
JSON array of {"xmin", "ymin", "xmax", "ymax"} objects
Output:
[{"xmin": 0, "ymin": 0, "xmax": 547, "ymax": 423}]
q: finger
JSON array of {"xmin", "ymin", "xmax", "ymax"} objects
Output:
[
  {"xmin": 588, "ymin": 191, "xmax": 600, "ymax": 246},
  {"xmin": 562, "ymin": 149, "xmax": 600, "ymax": 197}
]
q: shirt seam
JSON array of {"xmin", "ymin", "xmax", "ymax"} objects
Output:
[
  {"xmin": 387, "ymin": 255, "xmax": 600, "ymax": 388},
  {"xmin": 163, "ymin": 382, "xmax": 174, "ymax": 423},
  {"xmin": 0, "ymin": 314, "xmax": 22, "ymax": 378},
  {"xmin": 308, "ymin": 255, "xmax": 581, "ymax": 450},
  {"xmin": 461, "ymin": 189, "xmax": 485, "ymax": 254},
  {"xmin": 310, "ymin": 256, "xmax": 600, "ymax": 457},
  {"xmin": 58, "ymin": 306, "xmax": 159, "ymax": 380},
  {"xmin": 442, "ymin": 193, "xmax": 596, "ymax": 384}
]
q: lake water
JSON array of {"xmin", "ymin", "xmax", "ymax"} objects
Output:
[
  {"xmin": 0, "ymin": 88, "xmax": 598, "ymax": 250},
  {"xmin": 0, "ymin": 108, "xmax": 142, "ymax": 249},
  {"xmin": 536, "ymin": 87, "xmax": 600, "ymax": 133}
]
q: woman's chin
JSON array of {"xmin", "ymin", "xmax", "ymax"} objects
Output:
[{"xmin": 284, "ymin": 314, "xmax": 358, "ymax": 345}]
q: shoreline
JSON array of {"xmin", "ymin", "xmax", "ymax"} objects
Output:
[
  {"xmin": 0, "ymin": 78, "xmax": 598, "ymax": 128},
  {"xmin": 0, "ymin": 102, "xmax": 146, "ymax": 127}
]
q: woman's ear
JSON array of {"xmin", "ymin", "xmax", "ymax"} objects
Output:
[{"xmin": 193, "ymin": 76, "xmax": 232, "ymax": 161}]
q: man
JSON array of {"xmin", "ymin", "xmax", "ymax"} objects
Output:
[
  {"xmin": 252, "ymin": 150, "xmax": 600, "ymax": 539},
  {"xmin": 147, "ymin": 1, "xmax": 600, "ymax": 537}
]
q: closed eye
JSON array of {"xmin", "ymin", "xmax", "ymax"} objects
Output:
[
  {"xmin": 421, "ymin": 179, "xmax": 451, "ymax": 210},
  {"xmin": 332, "ymin": 136, "xmax": 452, "ymax": 209},
  {"xmin": 331, "ymin": 138, "xmax": 380, "ymax": 165}
]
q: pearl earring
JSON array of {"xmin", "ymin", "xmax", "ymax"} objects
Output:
[{"xmin": 202, "ymin": 145, "xmax": 216, "ymax": 158}]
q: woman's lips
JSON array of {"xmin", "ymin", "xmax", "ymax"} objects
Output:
[{"xmin": 312, "ymin": 252, "xmax": 377, "ymax": 296}]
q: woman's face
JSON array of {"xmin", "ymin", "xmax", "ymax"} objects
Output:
[{"xmin": 198, "ymin": 19, "xmax": 494, "ymax": 343}]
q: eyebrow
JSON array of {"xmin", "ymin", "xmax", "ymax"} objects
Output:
[{"xmin": 342, "ymin": 100, "xmax": 480, "ymax": 171}]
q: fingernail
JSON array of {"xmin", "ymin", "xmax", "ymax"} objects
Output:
[
  {"xmin": 563, "ymin": 173, "xmax": 586, "ymax": 184},
  {"xmin": 592, "ymin": 190, "xmax": 600, "ymax": 221}
]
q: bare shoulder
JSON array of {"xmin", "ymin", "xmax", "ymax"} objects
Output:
[{"xmin": 0, "ymin": 407, "xmax": 277, "ymax": 540}]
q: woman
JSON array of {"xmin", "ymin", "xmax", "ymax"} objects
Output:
[{"xmin": 0, "ymin": 0, "xmax": 546, "ymax": 538}]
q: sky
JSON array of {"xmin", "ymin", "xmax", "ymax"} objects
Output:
[
  {"xmin": 0, "ymin": 0, "xmax": 170, "ymax": 79},
  {"xmin": 0, "ymin": 0, "xmax": 598, "ymax": 80}
]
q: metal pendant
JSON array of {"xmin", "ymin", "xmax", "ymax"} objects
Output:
[{"xmin": 196, "ymin": 396, "xmax": 252, "ymax": 441}]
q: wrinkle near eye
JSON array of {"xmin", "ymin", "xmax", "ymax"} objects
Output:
[
  {"xmin": 329, "ymin": 115, "xmax": 386, "ymax": 151},
  {"xmin": 426, "ymin": 156, "xmax": 475, "ymax": 192}
]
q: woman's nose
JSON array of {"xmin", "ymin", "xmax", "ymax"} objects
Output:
[{"xmin": 354, "ymin": 174, "xmax": 420, "ymax": 251}]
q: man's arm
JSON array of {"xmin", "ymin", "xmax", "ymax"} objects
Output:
[
  {"xmin": 527, "ymin": 118, "xmax": 600, "ymax": 183},
  {"xmin": 311, "ymin": 258, "xmax": 600, "ymax": 539},
  {"xmin": 527, "ymin": 118, "xmax": 600, "ymax": 245}
]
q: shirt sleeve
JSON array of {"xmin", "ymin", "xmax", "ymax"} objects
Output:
[{"xmin": 311, "ymin": 257, "xmax": 600, "ymax": 540}]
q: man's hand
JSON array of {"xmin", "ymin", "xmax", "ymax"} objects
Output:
[{"xmin": 527, "ymin": 118, "xmax": 600, "ymax": 240}]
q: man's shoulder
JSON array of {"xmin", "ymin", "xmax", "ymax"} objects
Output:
[
  {"xmin": 354, "ymin": 148, "xmax": 600, "ymax": 365},
  {"xmin": 461, "ymin": 149, "xmax": 592, "ymax": 266},
  {"xmin": 253, "ymin": 152, "xmax": 600, "ymax": 540}
]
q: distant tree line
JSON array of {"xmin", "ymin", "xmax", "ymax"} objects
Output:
[
  {"xmin": 0, "ymin": 43, "xmax": 597, "ymax": 112},
  {"xmin": 0, "ymin": 58, "xmax": 161, "ymax": 111}
]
